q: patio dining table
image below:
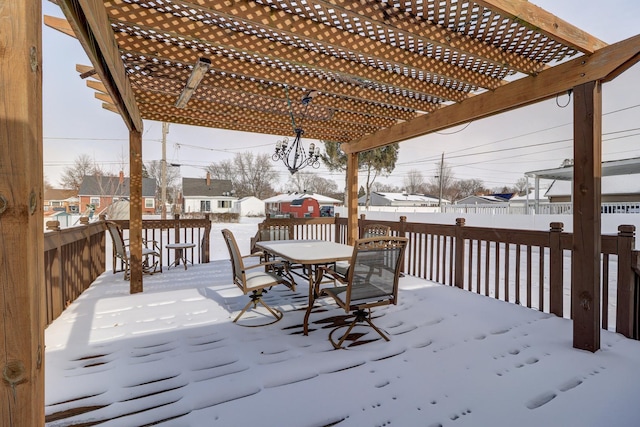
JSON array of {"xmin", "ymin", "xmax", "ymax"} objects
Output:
[{"xmin": 255, "ymin": 239, "xmax": 353, "ymax": 335}]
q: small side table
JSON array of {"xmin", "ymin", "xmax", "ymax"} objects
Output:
[{"xmin": 166, "ymin": 242, "xmax": 196, "ymax": 270}]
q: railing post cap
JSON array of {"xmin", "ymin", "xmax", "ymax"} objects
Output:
[
  {"xmin": 359, "ymin": 213, "xmax": 366, "ymax": 219},
  {"xmin": 618, "ymin": 224, "xmax": 636, "ymax": 235},
  {"xmin": 46, "ymin": 220, "xmax": 61, "ymax": 231},
  {"xmin": 399, "ymin": 216, "xmax": 407, "ymax": 222},
  {"xmin": 455, "ymin": 217, "xmax": 465, "ymax": 226},
  {"xmin": 79, "ymin": 216, "xmax": 89, "ymax": 225},
  {"xmin": 550, "ymin": 222, "xmax": 564, "ymax": 231}
]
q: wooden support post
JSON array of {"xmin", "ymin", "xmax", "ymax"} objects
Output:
[
  {"xmin": 616, "ymin": 225, "xmax": 636, "ymax": 338},
  {"xmin": 454, "ymin": 218, "xmax": 465, "ymax": 289},
  {"xmin": 572, "ymin": 81, "xmax": 602, "ymax": 352},
  {"xmin": 346, "ymin": 153, "xmax": 358, "ymax": 245},
  {"xmin": 549, "ymin": 222, "xmax": 564, "ymax": 317},
  {"xmin": 0, "ymin": 0, "xmax": 45, "ymax": 423},
  {"xmin": 359, "ymin": 213, "xmax": 366, "ymax": 239},
  {"xmin": 202, "ymin": 213, "xmax": 211, "ymax": 263},
  {"xmin": 399, "ymin": 216, "xmax": 407, "ymax": 275},
  {"xmin": 129, "ymin": 129, "xmax": 143, "ymax": 293}
]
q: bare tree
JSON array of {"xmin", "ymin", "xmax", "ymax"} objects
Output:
[
  {"xmin": 146, "ymin": 160, "xmax": 181, "ymax": 204},
  {"xmin": 285, "ymin": 171, "xmax": 317, "ymax": 193},
  {"xmin": 312, "ymin": 176, "xmax": 339, "ymax": 196},
  {"xmin": 371, "ymin": 182, "xmax": 402, "ymax": 193},
  {"xmin": 59, "ymin": 154, "xmax": 105, "ymax": 190},
  {"xmin": 284, "ymin": 171, "xmax": 338, "ymax": 195},
  {"xmin": 44, "ymin": 176, "xmax": 53, "ymax": 190},
  {"xmin": 453, "ymin": 178, "xmax": 486, "ymax": 201},
  {"xmin": 206, "ymin": 152, "xmax": 278, "ymax": 199},
  {"xmin": 403, "ymin": 169, "xmax": 426, "ymax": 194},
  {"xmin": 427, "ymin": 160, "xmax": 455, "ymax": 202},
  {"xmin": 514, "ymin": 177, "xmax": 530, "ymax": 196}
]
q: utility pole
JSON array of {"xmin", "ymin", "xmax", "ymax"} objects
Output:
[
  {"xmin": 438, "ymin": 152, "xmax": 444, "ymax": 210},
  {"xmin": 161, "ymin": 122, "xmax": 169, "ymax": 219}
]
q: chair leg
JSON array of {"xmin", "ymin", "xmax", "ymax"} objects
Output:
[
  {"xmin": 233, "ymin": 290, "xmax": 283, "ymax": 326},
  {"xmin": 328, "ymin": 309, "xmax": 390, "ymax": 349}
]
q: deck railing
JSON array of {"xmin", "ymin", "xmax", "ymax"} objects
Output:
[
  {"xmin": 44, "ymin": 219, "xmax": 106, "ymax": 325},
  {"xmin": 43, "ymin": 214, "xmax": 212, "ymax": 326},
  {"xmin": 44, "ymin": 214, "xmax": 639, "ymax": 339},
  {"xmin": 261, "ymin": 214, "xmax": 640, "ymax": 339},
  {"xmin": 107, "ymin": 214, "xmax": 213, "ymax": 271}
]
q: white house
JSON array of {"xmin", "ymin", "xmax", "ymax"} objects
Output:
[
  {"xmin": 232, "ymin": 196, "xmax": 265, "ymax": 217},
  {"xmin": 182, "ymin": 174, "xmax": 238, "ymax": 214}
]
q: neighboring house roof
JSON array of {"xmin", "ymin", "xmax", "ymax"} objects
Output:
[
  {"xmin": 526, "ymin": 157, "xmax": 640, "ymax": 181},
  {"xmin": 361, "ymin": 192, "xmax": 443, "ymax": 205},
  {"xmin": 489, "ymin": 192, "xmax": 516, "ymax": 201},
  {"xmin": 182, "ymin": 177, "xmax": 233, "ymax": 197},
  {"xmin": 545, "ymin": 175, "xmax": 640, "ymax": 197},
  {"xmin": 456, "ymin": 195, "xmax": 509, "ymax": 204},
  {"xmin": 45, "ymin": 188, "xmax": 78, "ymax": 201},
  {"xmin": 263, "ymin": 192, "xmax": 342, "ymax": 205},
  {"xmin": 78, "ymin": 175, "xmax": 156, "ymax": 198}
]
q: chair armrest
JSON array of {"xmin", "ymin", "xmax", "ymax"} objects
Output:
[
  {"xmin": 244, "ymin": 260, "xmax": 282, "ymax": 271},
  {"xmin": 142, "ymin": 239, "xmax": 161, "ymax": 252},
  {"xmin": 317, "ymin": 265, "xmax": 348, "ymax": 284}
]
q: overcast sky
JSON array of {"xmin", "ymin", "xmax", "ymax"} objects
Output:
[{"xmin": 42, "ymin": 0, "xmax": 640, "ymax": 192}]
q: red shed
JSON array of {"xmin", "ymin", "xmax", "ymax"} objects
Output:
[{"xmin": 281, "ymin": 197, "xmax": 320, "ymax": 218}]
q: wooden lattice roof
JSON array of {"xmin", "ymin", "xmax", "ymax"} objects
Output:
[{"xmin": 48, "ymin": 0, "xmax": 640, "ymax": 153}]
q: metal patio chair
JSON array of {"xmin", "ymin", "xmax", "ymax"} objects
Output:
[
  {"xmin": 222, "ymin": 229, "xmax": 294, "ymax": 326},
  {"xmin": 334, "ymin": 223, "xmax": 392, "ymax": 277},
  {"xmin": 105, "ymin": 221, "xmax": 161, "ymax": 280},
  {"xmin": 316, "ymin": 236, "xmax": 408, "ymax": 349},
  {"xmin": 250, "ymin": 222, "xmax": 298, "ymax": 288}
]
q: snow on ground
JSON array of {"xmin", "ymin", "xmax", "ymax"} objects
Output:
[{"xmin": 45, "ymin": 220, "xmax": 640, "ymax": 426}]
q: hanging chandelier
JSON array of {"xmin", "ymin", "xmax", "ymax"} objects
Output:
[{"xmin": 272, "ymin": 88, "xmax": 321, "ymax": 175}]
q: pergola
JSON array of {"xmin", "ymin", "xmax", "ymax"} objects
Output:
[{"xmin": 3, "ymin": 0, "xmax": 640, "ymax": 423}]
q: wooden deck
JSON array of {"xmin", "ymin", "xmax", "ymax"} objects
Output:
[{"xmin": 45, "ymin": 261, "xmax": 640, "ymax": 426}]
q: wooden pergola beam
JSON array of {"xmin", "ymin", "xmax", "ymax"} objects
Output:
[
  {"xmin": 342, "ymin": 34, "xmax": 640, "ymax": 154},
  {"xmin": 475, "ymin": 0, "xmax": 607, "ymax": 54},
  {"xmin": 58, "ymin": 0, "xmax": 142, "ymax": 133},
  {"xmin": 43, "ymin": 14, "xmax": 76, "ymax": 38}
]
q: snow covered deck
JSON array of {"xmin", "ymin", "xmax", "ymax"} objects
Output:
[{"xmin": 45, "ymin": 261, "xmax": 640, "ymax": 426}]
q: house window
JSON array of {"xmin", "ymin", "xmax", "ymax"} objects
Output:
[
  {"xmin": 218, "ymin": 200, "xmax": 231, "ymax": 209},
  {"xmin": 200, "ymin": 200, "xmax": 211, "ymax": 212},
  {"xmin": 145, "ymin": 198, "xmax": 154, "ymax": 209},
  {"xmin": 51, "ymin": 201, "xmax": 62, "ymax": 207},
  {"xmin": 90, "ymin": 197, "xmax": 100, "ymax": 207}
]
